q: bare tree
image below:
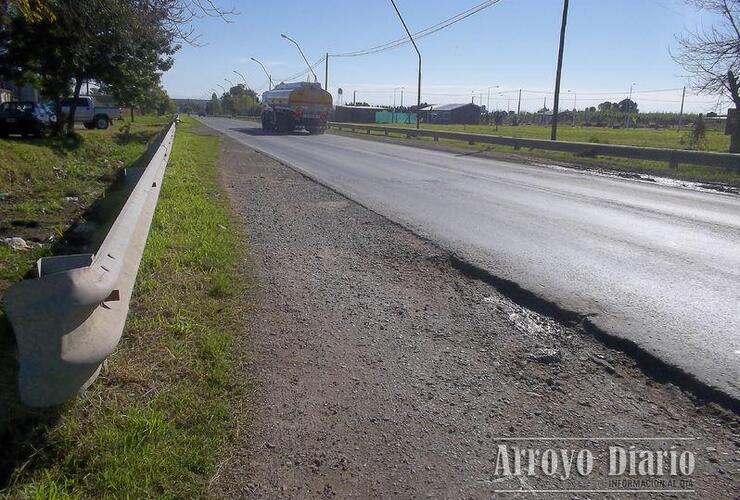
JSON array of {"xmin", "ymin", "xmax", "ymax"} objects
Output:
[
  {"xmin": 138, "ymin": 0, "xmax": 237, "ymax": 46},
  {"xmin": 673, "ymin": 0, "xmax": 740, "ymax": 152}
]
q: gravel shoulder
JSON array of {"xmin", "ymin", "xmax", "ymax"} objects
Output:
[{"xmin": 210, "ymin": 134, "xmax": 738, "ymax": 499}]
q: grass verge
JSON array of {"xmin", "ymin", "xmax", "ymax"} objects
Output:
[
  {"xmin": 0, "ymin": 117, "xmax": 252, "ymax": 498},
  {"xmin": 330, "ymin": 126, "xmax": 740, "ymax": 187},
  {"xmin": 0, "ymin": 115, "xmax": 171, "ymax": 294},
  {"xmin": 383, "ymin": 122, "xmax": 729, "ymax": 151}
]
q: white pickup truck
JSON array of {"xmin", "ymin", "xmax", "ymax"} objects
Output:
[{"xmin": 59, "ymin": 96, "xmax": 122, "ymax": 129}]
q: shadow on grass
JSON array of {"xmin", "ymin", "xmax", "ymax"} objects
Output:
[
  {"xmin": 0, "ymin": 312, "xmax": 62, "ymax": 489},
  {"xmin": 2, "ymin": 132, "xmax": 85, "ymax": 155}
]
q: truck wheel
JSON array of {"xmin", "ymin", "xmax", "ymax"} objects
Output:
[
  {"xmin": 95, "ymin": 116, "xmax": 109, "ymax": 130},
  {"xmin": 261, "ymin": 114, "xmax": 273, "ymax": 131}
]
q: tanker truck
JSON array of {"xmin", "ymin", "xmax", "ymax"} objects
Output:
[{"xmin": 260, "ymin": 81, "xmax": 332, "ymax": 134}]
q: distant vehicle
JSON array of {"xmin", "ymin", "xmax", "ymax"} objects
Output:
[
  {"xmin": 260, "ymin": 82, "xmax": 332, "ymax": 134},
  {"xmin": 59, "ymin": 96, "xmax": 122, "ymax": 130},
  {"xmin": 198, "ymin": 111, "xmax": 206, "ymax": 117},
  {"xmin": 0, "ymin": 101, "xmax": 48, "ymax": 138}
]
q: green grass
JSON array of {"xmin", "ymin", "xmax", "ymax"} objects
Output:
[
  {"xmin": 0, "ymin": 117, "xmax": 252, "ymax": 498},
  {"xmin": 334, "ymin": 124, "xmax": 739, "ymax": 186},
  {"xmin": 0, "ymin": 116, "xmax": 171, "ymax": 293},
  {"xmin": 383, "ymin": 122, "xmax": 729, "ymax": 152}
]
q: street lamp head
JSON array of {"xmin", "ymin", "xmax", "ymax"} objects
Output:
[
  {"xmin": 250, "ymin": 57, "xmax": 257, "ymax": 62},
  {"xmin": 280, "ymin": 33, "xmax": 288, "ymax": 39}
]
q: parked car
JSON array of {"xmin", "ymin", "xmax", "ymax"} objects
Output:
[
  {"xmin": 0, "ymin": 101, "xmax": 48, "ymax": 138},
  {"xmin": 38, "ymin": 102, "xmax": 57, "ymax": 126},
  {"xmin": 59, "ymin": 96, "xmax": 121, "ymax": 130}
]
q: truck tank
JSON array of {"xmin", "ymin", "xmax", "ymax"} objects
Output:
[{"xmin": 260, "ymin": 81, "xmax": 333, "ymax": 134}]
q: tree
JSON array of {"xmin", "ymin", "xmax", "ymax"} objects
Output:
[
  {"xmin": 0, "ymin": 0, "xmax": 177, "ymax": 132},
  {"xmin": 0, "ymin": 0, "xmax": 233, "ymax": 133},
  {"xmin": 598, "ymin": 101, "xmax": 613, "ymax": 112},
  {"xmin": 617, "ymin": 98, "xmax": 638, "ymax": 113},
  {"xmin": 206, "ymin": 92, "xmax": 221, "ymax": 115},
  {"xmin": 1, "ymin": 0, "xmax": 55, "ymax": 23},
  {"xmin": 673, "ymin": 0, "xmax": 740, "ymax": 152}
]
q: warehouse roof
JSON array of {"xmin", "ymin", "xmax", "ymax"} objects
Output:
[{"xmin": 432, "ymin": 103, "xmax": 479, "ymax": 111}]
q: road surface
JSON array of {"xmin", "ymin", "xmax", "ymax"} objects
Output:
[{"xmin": 198, "ymin": 116, "xmax": 740, "ymax": 402}]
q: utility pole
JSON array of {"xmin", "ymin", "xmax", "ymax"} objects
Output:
[
  {"xmin": 324, "ymin": 53, "xmax": 329, "ymax": 91},
  {"xmin": 678, "ymin": 86, "xmax": 686, "ymax": 130},
  {"xmin": 487, "ymin": 86, "xmax": 499, "ymax": 116},
  {"xmin": 568, "ymin": 89, "xmax": 576, "ymax": 126},
  {"xmin": 390, "ymin": 0, "xmax": 422, "ymax": 129},
  {"xmin": 517, "ymin": 89, "xmax": 522, "ymax": 114},
  {"xmin": 625, "ymin": 83, "xmax": 636, "ymax": 128},
  {"xmin": 550, "ymin": 0, "xmax": 569, "ymax": 140},
  {"xmin": 353, "ymin": 90, "xmax": 356, "ymax": 104}
]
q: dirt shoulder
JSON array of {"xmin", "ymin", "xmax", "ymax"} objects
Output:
[{"xmin": 212, "ymin": 135, "xmax": 738, "ymax": 499}]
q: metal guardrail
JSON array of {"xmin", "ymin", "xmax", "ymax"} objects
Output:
[
  {"xmin": 328, "ymin": 122, "xmax": 740, "ymax": 171},
  {"xmin": 3, "ymin": 121, "xmax": 177, "ymax": 407}
]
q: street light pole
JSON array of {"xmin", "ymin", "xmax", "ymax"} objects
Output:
[
  {"xmin": 550, "ymin": 0, "xmax": 570, "ymax": 140},
  {"xmin": 250, "ymin": 58, "xmax": 273, "ymax": 90},
  {"xmin": 216, "ymin": 83, "xmax": 226, "ymax": 94},
  {"xmin": 224, "ymin": 78, "xmax": 235, "ymax": 89},
  {"xmin": 233, "ymin": 70, "xmax": 252, "ymax": 91},
  {"xmin": 390, "ymin": 0, "xmax": 421, "ymax": 129},
  {"xmin": 281, "ymin": 33, "xmax": 318, "ymax": 83}
]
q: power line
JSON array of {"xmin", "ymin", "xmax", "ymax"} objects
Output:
[{"xmin": 330, "ymin": 0, "xmax": 501, "ymax": 58}]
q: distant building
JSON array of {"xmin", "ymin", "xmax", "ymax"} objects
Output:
[
  {"xmin": 0, "ymin": 79, "xmax": 40, "ymax": 102},
  {"xmin": 429, "ymin": 103, "xmax": 481, "ymax": 125},
  {"xmin": 333, "ymin": 105, "xmax": 388, "ymax": 123}
]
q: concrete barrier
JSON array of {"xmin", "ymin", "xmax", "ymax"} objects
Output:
[
  {"xmin": 3, "ymin": 122, "xmax": 177, "ymax": 407},
  {"xmin": 328, "ymin": 122, "xmax": 740, "ymax": 171}
]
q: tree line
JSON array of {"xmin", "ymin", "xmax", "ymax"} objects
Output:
[
  {"xmin": 207, "ymin": 85, "xmax": 260, "ymax": 116},
  {"xmin": 0, "ymin": 0, "xmax": 233, "ymax": 133}
]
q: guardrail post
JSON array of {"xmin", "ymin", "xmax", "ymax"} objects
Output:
[
  {"xmin": 433, "ymin": 133, "xmax": 439, "ymax": 142},
  {"xmin": 384, "ymin": 130, "xmax": 388, "ymax": 136},
  {"xmin": 669, "ymin": 156, "xmax": 679, "ymax": 170}
]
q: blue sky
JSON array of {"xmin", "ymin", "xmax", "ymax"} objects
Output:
[{"xmin": 162, "ymin": 0, "xmax": 729, "ymax": 113}]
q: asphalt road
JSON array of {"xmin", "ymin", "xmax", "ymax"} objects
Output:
[{"xmin": 198, "ymin": 116, "xmax": 740, "ymax": 402}]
